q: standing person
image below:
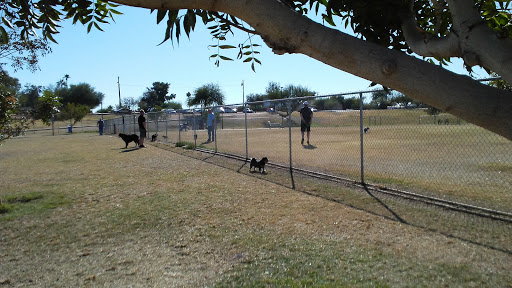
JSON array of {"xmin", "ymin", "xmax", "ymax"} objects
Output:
[
  {"xmin": 207, "ymin": 109, "xmax": 215, "ymax": 142},
  {"xmin": 97, "ymin": 118, "xmax": 104, "ymax": 135},
  {"xmin": 300, "ymin": 101, "xmax": 313, "ymax": 145},
  {"xmin": 138, "ymin": 110, "xmax": 147, "ymax": 148}
]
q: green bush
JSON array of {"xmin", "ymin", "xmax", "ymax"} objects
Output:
[{"xmin": 0, "ymin": 202, "xmax": 13, "ymax": 214}]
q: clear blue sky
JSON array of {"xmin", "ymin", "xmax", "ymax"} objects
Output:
[{"xmin": 5, "ymin": 5, "xmax": 487, "ymax": 111}]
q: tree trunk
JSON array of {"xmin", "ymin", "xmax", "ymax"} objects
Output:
[{"xmin": 112, "ymin": 0, "xmax": 512, "ymax": 140}]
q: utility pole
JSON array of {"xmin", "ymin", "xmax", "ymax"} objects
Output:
[
  {"xmin": 242, "ymin": 80, "xmax": 248, "ymax": 160},
  {"xmin": 118, "ymin": 76, "xmax": 122, "ymax": 108}
]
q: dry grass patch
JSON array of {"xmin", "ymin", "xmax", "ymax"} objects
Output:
[{"xmin": 0, "ymin": 134, "xmax": 511, "ymax": 287}]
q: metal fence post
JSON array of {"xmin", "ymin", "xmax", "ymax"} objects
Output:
[
  {"xmin": 178, "ymin": 112, "xmax": 181, "ymax": 143},
  {"xmin": 245, "ymin": 104, "xmax": 249, "ymax": 161},
  {"xmin": 214, "ymin": 115, "xmax": 218, "ymax": 153},
  {"xmin": 359, "ymin": 92, "xmax": 365, "ymax": 184},
  {"xmin": 288, "ymin": 100, "xmax": 295, "ymax": 189},
  {"xmin": 194, "ymin": 113, "xmax": 197, "ymax": 149}
]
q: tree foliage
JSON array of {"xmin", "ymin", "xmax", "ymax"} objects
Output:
[
  {"xmin": 59, "ymin": 102, "xmax": 90, "ymax": 127},
  {"xmin": 189, "ymin": 83, "xmax": 225, "ymax": 108},
  {"xmin": 56, "ymin": 83, "xmax": 104, "ymax": 109},
  {"xmin": 0, "ymin": 70, "xmax": 33, "ymax": 142},
  {"xmin": 35, "ymin": 90, "xmax": 61, "ymax": 126},
  {"xmin": 18, "ymin": 84, "xmax": 41, "ymax": 110},
  {"xmin": 140, "ymin": 82, "xmax": 174, "ymax": 110},
  {"xmin": 0, "ymin": 30, "xmax": 51, "ymax": 72}
]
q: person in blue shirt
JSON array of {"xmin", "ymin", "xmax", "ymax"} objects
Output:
[
  {"xmin": 207, "ymin": 109, "xmax": 215, "ymax": 142},
  {"xmin": 97, "ymin": 118, "xmax": 104, "ymax": 135}
]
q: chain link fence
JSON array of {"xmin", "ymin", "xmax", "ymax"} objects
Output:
[{"xmin": 99, "ymin": 90, "xmax": 511, "ymax": 214}]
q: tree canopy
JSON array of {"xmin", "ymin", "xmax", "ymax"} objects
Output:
[
  {"xmin": 1, "ymin": 0, "xmax": 511, "ymax": 139},
  {"xmin": 0, "ymin": 30, "xmax": 51, "ymax": 72},
  {"xmin": 55, "ymin": 83, "xmax": 104, "ymax": 109},
  {"xmin": 140, "ymin": 82, "xmax": 175, "ymax": 110},
  {"xmin": 189, "ymin": 83, "xmax": 225, "ymax": 108}
]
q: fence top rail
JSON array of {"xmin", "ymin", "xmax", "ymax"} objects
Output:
[{"xmin": 243, "ymin": 89, "xmax": 386, "ymax": 106}]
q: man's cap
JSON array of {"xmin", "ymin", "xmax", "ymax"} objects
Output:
[{"xmin": 303, "ymin": 101, "xmax": 308, "ymax": 106}]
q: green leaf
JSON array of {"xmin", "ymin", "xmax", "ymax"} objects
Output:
[
  {"xmin": 218, "ymin": 45, "xmax": 236, "ymax": 49},
  {"xmin": 219, "ymin": 55, "xmax": 233, "ymax": 61},
  {"xmin": 109, "ymin": 9, "xmax": 122, "ymax": 15},
  {"xmin": 2, "ymin": 17, "xmax": 14, "ymax": 29},
  {"xmin": 156, "ymin": 10, "xmax": 167, "ymax": 24},
  {"xmin": 87, "ymin": 21, "xmax": 93, "ymax": 33},
  {"xmin": 93, "ymin": 21, "xmax": 104, "ymax": 32},
  {"xmin": 0, "ymin": 26, "xmax": 8, "ymax": 44}
]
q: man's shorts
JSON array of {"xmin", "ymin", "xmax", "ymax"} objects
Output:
[
  {"xmin": 139, "ymin": 129, "xmax": 146, "ymax": 138},
  {"xmin": 301, "ymin": 122, "xmax": 311, "ymax": 132}
]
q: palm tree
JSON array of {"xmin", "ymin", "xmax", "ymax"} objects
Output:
[{"xmin": 64, "ymin": 74, "xmax": 70, "ymax": 87}]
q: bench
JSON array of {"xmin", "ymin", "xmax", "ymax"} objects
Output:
[{"xmin": 266, "ymin": 121, "xmax": 282, "ymax": 128}]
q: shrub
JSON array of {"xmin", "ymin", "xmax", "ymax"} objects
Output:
[{"xmin": 0, "ymin": 202, "xmax": 13, "ymax": 214}]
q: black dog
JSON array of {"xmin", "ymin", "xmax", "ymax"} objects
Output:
[
  {"xmin": 364, "ymin": 126, "xmax": 370, "ymax": 133},
  {"xmin": 250, "ymin": 157, "xmax": 269, "ymax": 174},
  {"xmin": 151, "ymin": 133, "xmax": 158, "ymax": 142},
  {"xmin": 119, "ymin": 133, "xmax": 139, "ymax": 148}
]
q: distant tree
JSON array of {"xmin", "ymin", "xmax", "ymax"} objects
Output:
[
  {"xmin": 371, "ymin": 90, "xmax": 391, "ymax": 109},
  {"xmin": 57, "ymin": 83, "xmax": 104, "ymax": 109},
  {"xmin": 59, "ymin": 102, "xmax": 90, "ymax": 128},
  {"xmin": 275, "ymin": 84, "xmax": 315, "ymax": 118},
  {"xmin": 393, "ymin": 92, "xmax": 416, "ymax": 108},
  {"xmin": 246, "ymin": 93, "xmax": 266, "ymax": 111},
  {"xmin": 265, "ymin": 82, "xmax": 283, "ymax": 100},
  {"xmin": 97, "ymin": 105, "xmax": 114, "ymax": 113},
  {"xmin": 314, "ymin": 97, "xmax": 342, "ymax": 110},
  {"xmin": 161, "ymin": 101, "xmax": 182, "ymax": 110},
  {"xmin": 342, "ymin": 97, "xmax": 360, "ymax": 110},
  {"xmin": 426, "ymin": 106, "xmax": 442, "ymax": 116},
  {"xmin": 18, "ymin": 84, "xmax": 41, "ymax": 110},
  {"xmin": 35, "ymin": 90, "xmax": 61, "ymax": 126},
  {"xmin": 141, "ymin": 82, "xmax": 174, "ymax": 110},
  {"xmin": 189, "ymin": 83, "xmax": 225, "ymax": 109},
  {"xmin": 122, "ymin": 97, "xmax": 138, "ymax": 110}
]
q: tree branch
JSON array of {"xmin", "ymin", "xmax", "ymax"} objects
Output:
[
  {"xmin": 211, "ymin": 12, "xmax": 260, "ymax": 35},
  {"xmin": 447, "ymin": 0, "xmax": 512, "ymax": 81},
  {"xmin": 400, "ymin": 11, "xmax": 462, "ymax": 59}
]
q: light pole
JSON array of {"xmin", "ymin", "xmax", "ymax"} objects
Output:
[{"xmin": 242, "ymin": 80, "xmax": 248, "ymax": 160}]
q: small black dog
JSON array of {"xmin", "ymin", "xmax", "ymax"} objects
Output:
[
  {"xmin": 250, "ymin": 157, "xmax": 269, "ymax": 174},
  {"xmin": 151, "ymin": 133, "xmax": 158, "ymax": 142},
  {"xmin": 119, "ymin": 133, "xmax": 139, "ymax": 148},
  {"xmin": 364, "ymin": 126, "xmax": 370, "ymax": 133}
]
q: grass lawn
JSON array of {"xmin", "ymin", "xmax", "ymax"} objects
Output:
[{"xmin": 1, "ymin": 133, "xmax": 511, "ymax": 287}]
